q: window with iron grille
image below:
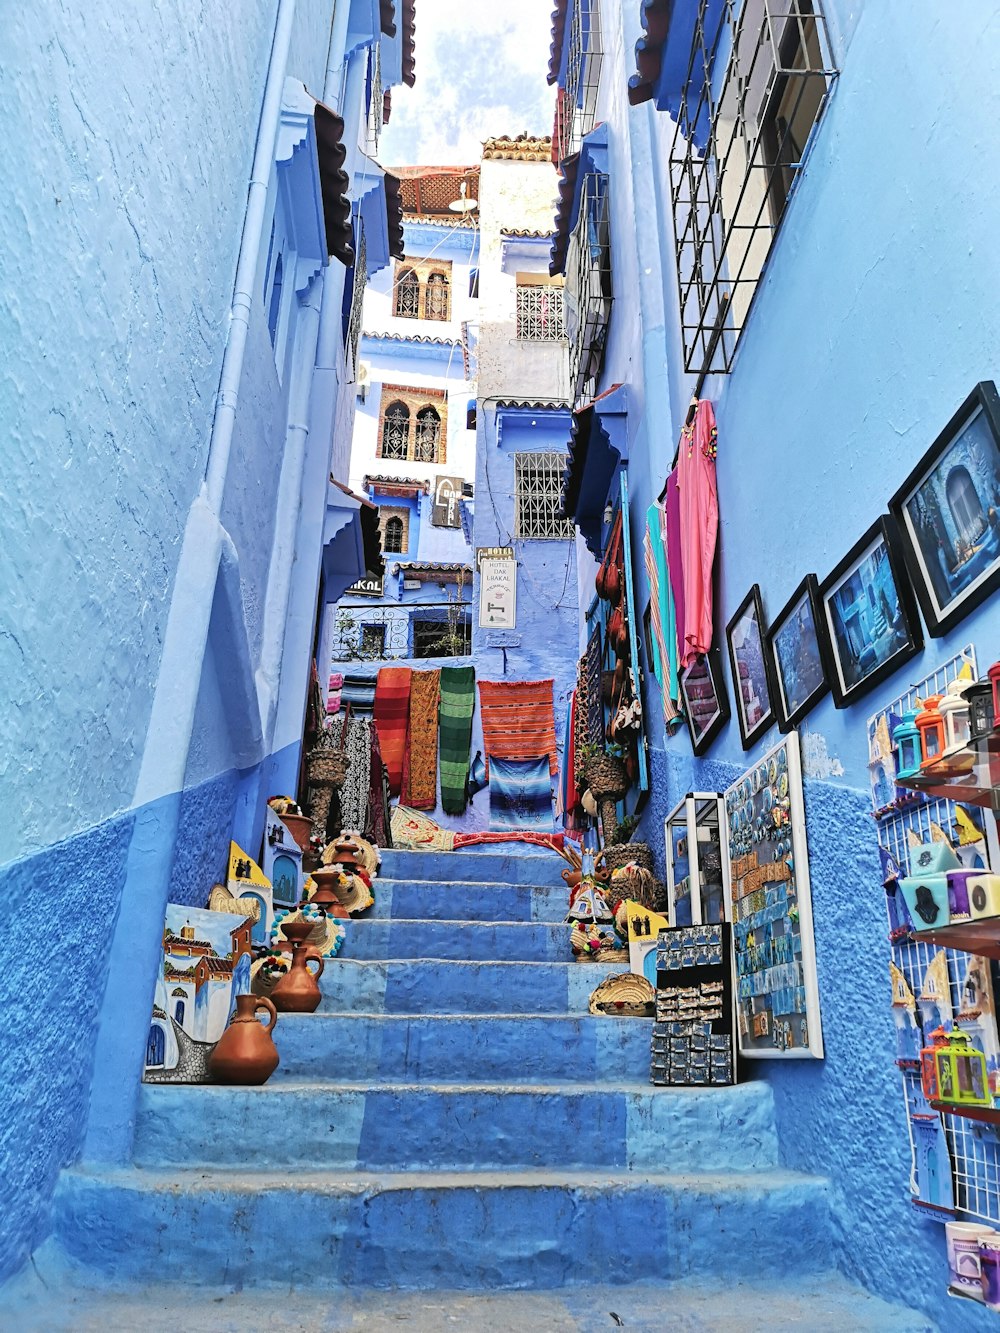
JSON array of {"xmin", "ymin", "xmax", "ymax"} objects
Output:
[
  {"xmin": 514, "ymin": 452, "xmax": 575, "ymax": 540},
  {"xmin": 413, "ymin": 615, "xmax": 472, "ymax": 659},
  {"xmin": 516, "ymin": 284, "xmax": 565, "ymax": 341},
  {"xmin": 381, "ymin": 511, "xmax": 407, "ymax": 554},
  {"xmin": 424, "ymin": 272, "xmax": 450, "ymax": 321},
  {"xmin": 394, "ymin": 268, "xmax": 420, "ymax": 318},
  {"xmin": 554, "ymin": 0, "xmax": 603, "ymax": 163},
  {"xmin": 565, "ymin": 172, "xmax": 612, "ymax": 405},
  {"xmin": 360, "ymin": 623, "xmax": 386, "ymax": 657},
  {"xmin": 346, "ymin": 224, "xmax": 367, "ymax": 379},
  {"xmin": 670, "ymin": 0, "xmax": 837, "ymax": 375},
  {"xmin": 380, "ymin": 402, "xmax": 410, "ymax": 459},
  {"xmin": 414, "ymin": 407, "xmax": 441, "ymax": 462}
]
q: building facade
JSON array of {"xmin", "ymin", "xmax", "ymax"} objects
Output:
[
  {"xmin": 547, "ymin": 1, "xmax": 1000, "ymax": 1328},
  {"xmin": 1, "ymin": 0, "xmax": 416, "ymax": 1283}
]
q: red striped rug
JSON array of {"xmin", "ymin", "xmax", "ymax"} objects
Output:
[
  {"xmin": 373, "ymin": 666, "xmax": 412, "ymax": 797},
  {"xmin": 478, "ymin": 678, "xmax": 559, "ymax": 777}
]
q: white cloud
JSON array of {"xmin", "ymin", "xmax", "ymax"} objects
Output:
[{"xmin": 380, "ymin": 0, "xmax": 556, "ymax": 166}]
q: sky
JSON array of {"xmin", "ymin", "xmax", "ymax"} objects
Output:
[{"xmin": 379, "ymin": 0, "xmax": 556, "ymax": 167}]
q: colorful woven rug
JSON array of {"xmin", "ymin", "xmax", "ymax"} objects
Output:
[
  {"xmin": 373, "ymin": 666, "xmax": 412, "ymax": 798},
  {"xmin": 391, "ymin": 805, "xmax": 456, "ymax": 851},
  {"xmin": 439, "ymin": 665, "xmax": 476, "ymax": 815},
  {"xmin": 401, "ymin": 669, "xmax": 441, "ymax": 811},
  {"xmin": 367, "ymin": 721, "xmax": 390, "ymax": 845},
  {"xmin": 340, "ymin": 716, "xmax": 372, "ymax": 832},
  {"xmin": 453, "ymin": 830, "xmax": 567, "ymax": 853},
  {"xmin": 326, "ymin": 672, "xmax": 344, "ymax": 715},
  {"xmin": 478, "ymin": 679, "xmax": 558, "ymax": 777},
  {"xmin": 488, "ymin": 755, "xmax": 554, "ymax": 832},
  {"xmin": 341, "ymin": 674, "xmax": 376, "ymax": 712}
]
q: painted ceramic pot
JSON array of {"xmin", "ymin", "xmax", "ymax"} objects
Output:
[
  {"xmin": 208, "ymin": 995, "xmax": 279, "ymax": 1085},
  {"xmin": 270, "ymin": 940, "xmax": 325, "ymax": 1013},
  {"xmin": 280, "ymin": 812, "xmax": 313, "ymax": 853}
]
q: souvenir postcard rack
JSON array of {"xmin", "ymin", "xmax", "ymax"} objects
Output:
[
  {"xmin": 650, "ymin": 922, "xmax": 737, "ymax": 1087},
  {"xmin": 871, "ymin": 646, "xmax": 1000, "ymax": 1226}
]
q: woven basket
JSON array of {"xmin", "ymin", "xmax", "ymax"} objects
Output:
[
  {"xmin": 601, "ymin": 841, "xmax": 655, "ymax": 876},
  {"xmin": 605, "ymin": 864, "xmax": 657, "ymax": 915},
  {"xmin": 589, "ymin": 971, "xmax": 656, "ymax": 1017},
  {"xmin": 306, "ymin": 748, "xmax": 350, "ymax": 788},
  {"xmin": 583, "ymin": 753, "xmax": 629, "ymax": 799}
]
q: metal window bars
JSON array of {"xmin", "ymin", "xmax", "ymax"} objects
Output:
[
  {"xmin": 424, "ymin": 273, "xmax": 450, "ymax": 322},
  {"xmin": 413, "ymin": 615, "xmax": 472, "ymax": 659},
  {"xmin": 514, "ymin": 451, "xmax": 576, "ymax": 540},
  {"xmin": 382, "ymin": 516, "xmax": 405, "ymax": 554},
  {"xmin": 414, "ymin": 408, "xmax": 441, "ymax": 462},
  {"xmin": 346, "ymin": 224, "xmax": 367, "ymax": 381},
  {"xmin": 516, "ymin": 286, "xmax": 566, "ymax": 341},
  {"xmin": 565, "ymin": 172, "xmax": 612, "ymax": 406},
  {"xmin": 554, "ymin": 0, "xmax": 603, "ymax": 163},
  {"xmin": 394, "ymin": 268, "xmax": 420, "ymax": 318},
  {"xmin": 669, "ymin": 0, "xmax": 838, "ymax": 375},
  {"xmin": 380, "ymin": 403, "xmax": 410, "ymax": 459},
  {"xmin": 331, "ymin": 606, "xmax": 473, "ymax": 663}
]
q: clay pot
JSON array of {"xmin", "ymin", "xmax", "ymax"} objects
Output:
[
  {"xmin": 606, "ymin": 565, "xmax": 622, "ymax": 606},
  {"xmin": 280, "ymin": 812, "xmax": 313, "ymax": 853},
  {"xmin": 209, "ymin": 995, "xmax": 279, "ymax": 1085},
  {"xmin": 309, "ymin": 867, "xmax": 351, "ymax": 916},
  {"xmin": 562, "ymin": 868, "xmax": 583, "ymax": 890},
  {"xmin": 279, "ymin": 918, "xmax": 315, "ymax": 945},
  {"xmin": 330, "ymin": 835, "xmax": 362, "ymax": 869},
  {"xmin": 270, "ymin": 940, "xmax": 325, "ymax": 1013}
]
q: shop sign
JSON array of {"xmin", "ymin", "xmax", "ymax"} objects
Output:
[
  {"xmin": 348, "ymin": 575, "xmax": 384, "ymax": 597},
  {"xmin": 475, "ymin": 545, "xmax": 514, "ymax": 570},
  {"xmin": 478, "ymin": 558, "xmax": 517, "ymax": 629},
  {"xmin": 431, "ymin": 475, "xmax": 465, "ymax": 528}
]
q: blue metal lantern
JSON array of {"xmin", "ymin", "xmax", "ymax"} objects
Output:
[{"xmin": 893, "ymin": 708, "xmax": 922, "ymax": 781}]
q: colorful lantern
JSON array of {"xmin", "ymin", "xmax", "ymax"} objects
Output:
[
  {"xmin": 893, "ymin": 708, "xmax": 923, "ymax": 781},
  {"xmin": 916, "ymin": 695, "xmax": 946, "ymax": 770},
  {"xmin": 921, "ymin": 1026, "xmax": 951, "ymax": 1101},
  {"xmin": 940, "ymin": 678, "xmax": 974, "ymax": 762},
  {"xmin": 934, "ymin": 1028, "xmax": 991, "ymax": 1108},
  {"xmin": 968, "ymin": 681, "xmax": 996, "ymax": 745},
  {"xmin": 989, "ymin": 661, "xmax": 1000, "ymax": 728}
]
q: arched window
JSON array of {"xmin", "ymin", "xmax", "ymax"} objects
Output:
[
  {"xmin": 394, "ymin": 267, "xmax": 420, "ymax": 318},
  {"xmin": 383, "ymin": 516, "xmax": 405, "ymax": 554},
  {"xmin": 381, "ymin": 401, "xmax": 410, "ymax": 459},
  {"xmin": 146, "ymin": 1024, "xmax": 165, "ymax": 1067},
  {"xmin": 425, "ymin": 272, "xmax": 450, "ymax": 321},
  {"xmin": 414, "ymin": 406, "xmax": 441, "ymax": 462}
]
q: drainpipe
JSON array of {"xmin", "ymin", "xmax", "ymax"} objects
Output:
[
  {"xmin": 83, "ymin": 0, "xmax": 298, "ymax": 1165},
  {"xmin": 324, "ymin": 0, "xmax": 354, "ymax": 111}
]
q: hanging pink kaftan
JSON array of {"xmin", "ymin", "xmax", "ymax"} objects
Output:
[{"xmin": 677, "ymin": 400, "xmax": 718, "ymax": 667}]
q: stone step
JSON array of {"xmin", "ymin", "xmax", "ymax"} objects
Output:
[
  {"xmin": 272, "ymin": 1011, "xmax": 653, "ymax": 1084},
  {"xmin": 134, "ymin": 1081, "xmax": 778, "ymax": 1173},
  {"xmin": 343, "ymin": 918, "xmax": 575, "ymax": 962},
  {"xmin": 371, "ymin": 879, "xmax": 567, "ymax": 923},
  {"xmin": 378, "ymin": 848, "xmax": 560, "ymax": 887},
  {"xmin": 317, "ymin": 957, "xmax": 629, "ymax": 1014},
  {"xmin": 55, "ymin": 1165, "xmax": 834, "ymax": 1290}
]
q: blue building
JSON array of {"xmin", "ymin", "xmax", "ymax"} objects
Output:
[
  {"xmin": 0, "ymin": 0, "xmax": 416, "ymax": 1284},
  {"xmin": 548, "ymin": 0, "xmax": 1000, "ymax": 1326}
]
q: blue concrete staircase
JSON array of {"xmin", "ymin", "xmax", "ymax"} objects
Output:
[{"xmin": 39, "ymin": 848, "xmax": 925, "ymax": 1320}]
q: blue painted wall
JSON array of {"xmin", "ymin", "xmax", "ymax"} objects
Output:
[{"xmin": 555, "ymin": 0, "xmax": 1000, "ymax": 1325}]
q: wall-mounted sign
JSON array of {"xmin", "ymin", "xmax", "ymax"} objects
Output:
[
  {"xmin": 431, "ymin": 475, "xmax": 465, "ymax": 528},
  {"xmin": 479, "ymin": 558, "xmax": 517, "ymax": 629},
  {"xmin": 348, "ymin": 575, "xmax": 384, "ymax": 597},
  {"xmin": 475, "ymin": 545, "xmax": 515, "ymax": 570}
]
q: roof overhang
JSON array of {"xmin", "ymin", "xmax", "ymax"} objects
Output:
[
  {"xmin": 628, "ymin": 0, "xmax": 722, "ymax": 120},
  {"xmin": 561, "ymin": 383, "xmax": 629, "ymax": 557},
  {"xmin": 549, "ymin": 123, "xmax": 608, "ymax": 277}
]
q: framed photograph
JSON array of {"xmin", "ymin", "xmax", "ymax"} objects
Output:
[
  {"xmin": 726, "ymin": 584, "xmax": 777, "ymax": 749},
  {"xmin": 723, "ymin": 732, "xmax": 824, "ymax": 1059},
  {"xmin": 889, "ymin": 381, "xmax": 1000, "ymax": 637},
  {"xmin": 818, "ymin": 516, "xmax": 923, "ymax": 708},
  {"xmin": 679, "ymin": 650, "xmax": 729, "ymax": 756},
  {"xmin": 766, "ymin": 574, "xmax": 829, "ymax": 730}
]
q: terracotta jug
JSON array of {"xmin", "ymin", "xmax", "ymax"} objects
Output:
[
  {"xmin": 209, "ymin": 995, "xmax": 279, "ymax": 1085},
  {"xmin": 270, "ymin": 939, "xmax": 325, "ymax": 1013}
]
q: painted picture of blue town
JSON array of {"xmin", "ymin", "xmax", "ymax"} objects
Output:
[
  {"xmin": 772, "ymin": 586, "xmax": 826, "ymax": 720},
  {"xmin": 903, "ymin": 406, "xmax": 1000, "ymax": 621},
  {"xmin": 826, "ymin": 534, "xmax": 909, "ymax": 692}
]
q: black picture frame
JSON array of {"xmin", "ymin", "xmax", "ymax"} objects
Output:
[
  {"xmin": 817, "ymin": 515, "xmax": 924, "ymax": 709},
  {"xmin": 725, "ymin": 583, "xmax": 778, "ymax": 750},
  {"xmin": 889, "ymin": 381, "xmax": 1000, "ymax": 638},
  {"xmin": 765, "ymin": 574, "xmax": 830, "ymax": 731},
  {"xmin": 679, "ymin": 649, "xmax": 730, "ymax": 757}
]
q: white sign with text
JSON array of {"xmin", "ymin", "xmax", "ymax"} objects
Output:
[{"xmin": 478, "ymin": 558, "xmax": 517, "ymax": 629}]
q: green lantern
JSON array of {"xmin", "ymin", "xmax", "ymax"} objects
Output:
[{"xmin": 935, "ymin": 1028, "xmax": 991, "ymax": 1108}]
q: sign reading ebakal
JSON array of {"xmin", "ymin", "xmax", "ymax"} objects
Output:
[{"xmin": 478, "ymin": 558, "xmax": 516, "ymax": 629}]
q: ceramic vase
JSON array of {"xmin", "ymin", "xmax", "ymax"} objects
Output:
[
  {"xmin": 270, "ymin": 933, "xmax": 325, "ymax": 1013},
  {"xmin": 280, "ymin": 812, "xmax": 313, "ymax": 853},
  {"xmin": 208, "ymin": 995, "xmax": 279, "ymax": 1085}
]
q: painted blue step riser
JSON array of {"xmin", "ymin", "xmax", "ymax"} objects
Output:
[
  {"xmin": 371, "ymin": 882, "xmax": 567, "ymax": 923},
  {"xmin": 272, "ymin": 1013, "xmax": 654, "ymax": 1084},
  {"xmin": 134, "ymin": 1084, "xmax": 778, "ymax": 1172},
  {"xmin": 55, "ymin": 1174, "xmax": 833, "ymax": 1289},
  {"xmin": 344, "ymin": 920, "xmax": 575, "ymax": 962},
  {"xmin": 318, "ymin": 960, "xmax": 627, "ymax": 1015},
  {"xmin": 378, "ymin": 850, "xmax": 561, "ymax": 887}
]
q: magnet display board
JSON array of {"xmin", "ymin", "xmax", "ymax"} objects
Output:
[{"xmin": 724, "ymin": 732, "xmax": 824, "ymax": 1058}]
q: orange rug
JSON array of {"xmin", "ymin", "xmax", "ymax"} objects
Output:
[{"xmin": 478, "ymin": 678, "xmax": 559, "ymax": 777}]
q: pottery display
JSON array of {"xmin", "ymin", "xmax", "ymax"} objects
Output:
[
  {"xmin": 270, "ymin": 929, "xmax": 325, "ymax": 1013},
  {"xmin": 208, "ymin": 994, "xmax": 279, "ymax": 1085}
]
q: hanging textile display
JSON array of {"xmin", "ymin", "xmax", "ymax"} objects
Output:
[
  {"xmin": 454, "ymin": 829, "xmax": 567, "ymax": 853},
  {"xmin": 644, "ymin": 503, "xmax": 683, "ymax": 730},
  {"xmin": 487, "ymin": 755, "xmax": 555, "ymax": 831},
  {"xmin": 326, "ymin": 672, "xmax": 344, "ymax": 715},
  {"xmin": 367, "ymin": 721, "xmax": 390, "ymax": 845},
  {"xmin": 341, "ymin": 674, "xmax": 377, "ymax": 712},
  {"xmin": 401, "ymin": 669, "xmax": 441, "ymax": 811},
  {"xmin": 340, "ymin": 715, "xmax": 372, "ymax": 832},
  {"xmin": 580, "ymin": 624, "xmax": 604, "ymax": 751},
  {"xmin": 438, "ymin": 665, "xmax": 476, "ymax": 814},
  {"xmin": 373, "ymin": 666, "xmax": 412, "ymax": 797},
  {"xmin": 391, "ymin": 805, "xmax": 456, "ymax": 851},
  {"xmin": 676, "ymin": 399, "xmax": 718, "ymax": 666},
  {"xmin": 663, "ymin": 469, "xmax": 686, "ymax": 662},
  {"xmin": 478, "ymin": 679, "xmax": 559, "ymax": 777}
]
